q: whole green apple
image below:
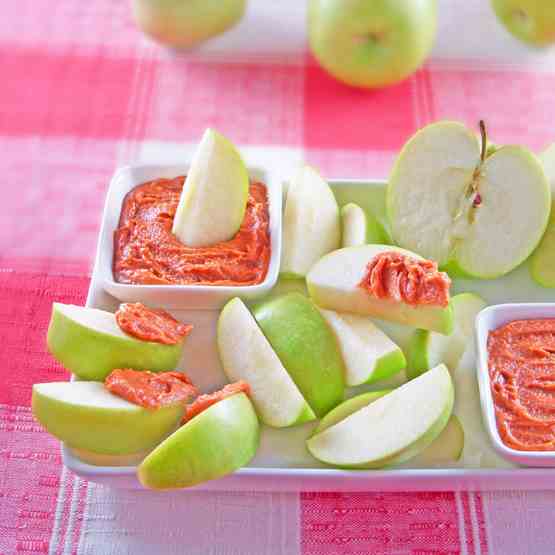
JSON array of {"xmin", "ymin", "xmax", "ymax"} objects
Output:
[
  {"xmin": 308, "ymin": 0, "xmax": 437, "ymax": 88},
  {"xmin": 132, "ymin": 0, "xmax": 246, "ymax": 49},
  {"xmin": 491, "ymin": 0, "xmax": 555, "ymax": 47}
]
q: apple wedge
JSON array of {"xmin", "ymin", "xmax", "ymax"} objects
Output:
[
  {"xmin": 306, "ymin": 364, "xmax": 453, "ymax": 468},
  {"xmin": 407, "ymin": 293, "xmax": 486, "ymax": 379},
  {"xmin": 307, "ymin": 245, "xmax": 454, "ymax": 334},
  {"xmin": 172, "ymin": 128, "xmax": 249, "ymax": 247},
  {"xmin": 280, "ymin": 165, "xmax": 340, "ymax": 278},
  {"xmin": 252, "ymin": 293, "xmax": 345, "ymax": 417},
  {"xmin": 319, "ymin": 309, "xmax": 405, "ymax": 386},
  {"xmin": 138, "ymin": 393, "xmax": 259, "ymax": 489},
  {"xmin": 217, "ymin": 298, "xmax": 315, "ymax": 427},
  {"xmin": 530, "ymin": 143, "xmax": 555, "ymax": 288},
  {"xmin": 32, "ymin": 382, "xmax": 184, "ymax": 456},
  {"xmin": 341, "ymin": 202, "xmax": 386, "ymax": 247},
  {"xmin": 47, "ymin": 303, "xmax": 184, "ymax": 381},
  {"xmin": 388, "ymin": 121, "xmax": 550, "ymax": 279},
  {"xmin": 315, "ymin": 392, "xmax": 464, "ymax": 467}
]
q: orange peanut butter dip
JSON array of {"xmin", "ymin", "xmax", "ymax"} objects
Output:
[
  {"xmin": 113, "ymin": 176, "xmax": 271, "ymax": 286},
  {"xmin": 105, "ymin": 369, "xmax": 199, "ymax": 410},
  {"xmin": 359, "ymin": 251, "xmax": 451, "ymax": 307},
  {"xmin": 116, "ymin": 302, "xmax": 192, "ymax": 345},
  {"xmin": 488, "ymin": 319, "xmax": 555, "ymax": 451},
  {"xmin": 182, "ymin": 381, "xmax": 251, "ymax": 425}
]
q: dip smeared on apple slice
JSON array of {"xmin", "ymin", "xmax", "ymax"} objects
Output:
[{"xmin": 388, "ymin": 120, "xmax": 550, "ymax": 279}]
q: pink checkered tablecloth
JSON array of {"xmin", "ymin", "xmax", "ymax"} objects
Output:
[{"xmin": 3, "ymin": 1, "xmax": 555, "ymax": 554}]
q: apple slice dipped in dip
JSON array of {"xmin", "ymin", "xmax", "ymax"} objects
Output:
[
  {"xmin": 47, "ymin": 302, "xmax": 192, "ymax": 381},
  {"xmin": 307, "ymin": 245, "xmax": 453, "ymax": 334},
  {"xmin": 138, "ymin": 382, "xmax": 260, "ymax": 490}
]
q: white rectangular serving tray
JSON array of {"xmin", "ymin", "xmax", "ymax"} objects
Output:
[{"xmin": 63, "ymin": 176, "xmax": 555, "ymax": 491}]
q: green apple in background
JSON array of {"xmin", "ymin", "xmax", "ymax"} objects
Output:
[
  {"xmin": 306, "ymin": 364, "xmax": 453, "ymax": 468},
  {"xmin": 253, "ymin": 293, "xmax": 345, "ymax": 417},
  {"xmin": 281, "ymin": 166, "xmax": 341, "ymax": 279},
  {"xmin": 315, "ymin": 391, "xmax": 464, "ymax": 466},
  {"xmin": 132, "ymin": 0, "xmax": 246, "ymax": 49},
  {"xmin": 491, "ymin": 0, "xmax": 555, "ymax": 47},
  {"xmin": 172, "ymin": 128, "xmax": 249, "ymax": 247},
  {"xmin": 47, "ymin": 303, "xmax": 184, "ymax": 381},
  {"xmin": 341, "ymin": 203, "xmax": 387, "ymax": 247},
  {"xmin": 138, "ymin": 393, "xmax": 259, "ymax": 489},
  {"xmin": 308, "ymin": 0, "xmax": 437, "ymax": 88},
  {"xmin": 407, "ymin": 293, "xmax": 487, "ymax": 379},
  {"xmin": 530, "ymin": 143, "xmax": 555, "ymax": 287},
  {"xmin": 32, "ymin": 382, "xmax": 184, "ymax": 460},
  {"xmin": 319, "ymin": 309, "xmax": 405, "ymax": 386},
  {"xmin": 307, "ymin": 245, "xmax": 454, "ymax": 334},
  {"xmin": 217, "ymin": 298, "xmax": 316, "ymax": 427},
  {"xmin": 388, "ymin": 121, "xmax": 550, "ymax": 279}
]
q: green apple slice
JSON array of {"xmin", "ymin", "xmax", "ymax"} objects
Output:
[
  {"xmin": 315, "ymin": 391, "xmax": 464, "ymax": 467},
  {"xmin": 138, "ymin": 393, "xmax": 259, "ymax": 490},
  {"xmin": 530, "ymin": 144, "xmax": 555, "ymax": 287},
  {"xmin": 281, "ymin": 165, "xmax": 341, "ymax": 278},
  {"xmin": 32, "ymin": 382, "xmax": 183, "ymax": 455},
  {"xmin": 252, "ymin": 293, "xmax": 345, "ymax": 417},
  {"xmin": 318, "ymin": 309, "xmax": 405, "ymax": 386},
  {"xmin": 217, "ymin": 298, "xmax": 315, "ymax": 427},
  {"xmin": 341, "ymin": 202, "xmax": 386, "ymax": 247},
  {"xmin": 306, "ymin": 364, "xmax": 453, "ymax": 468},
  {"xmin": 172, "ymin": 128, "xmax": 249, "ymax": 247},
  {"xmin": 407, "ymin": 293, "xmax": 487, "ymax": 379},
  {"xmin": 47, "ymin": 303, "xmax": 184, "ymax": 381},
  {"xmin": 306, "ymin": 245, "xmax": 454, "ymax": 334},
  {"xmin": 388, "ymin": 121, "xmax": 550, "ymax": 278}
]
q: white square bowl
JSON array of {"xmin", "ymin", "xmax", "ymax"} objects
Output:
[
  {"xmin": 99, "ymin": 164, "xmax": 282, "ymax": 310},
  {"xmin": 476, "ymin": 303, "xmax": 555, "ymax": 467}
]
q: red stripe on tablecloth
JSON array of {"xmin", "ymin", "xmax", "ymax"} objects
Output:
[
  {"xmin": 460, "ymin": 492, "xmax": 476, "ymax": 555},
  {"xmin": 301, "ymin": 491, "xmax": 462, "ymax": 554},
  {"xmin": 474, "ymin": 493, "xmax": 489, "ymax": 554}
]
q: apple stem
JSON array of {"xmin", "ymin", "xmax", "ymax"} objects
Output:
[{"xmin": 479, "ymin": 120, "xmax": 487, "ymax": 164}]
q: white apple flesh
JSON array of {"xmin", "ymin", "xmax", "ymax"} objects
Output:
[
  {"xmin": 47, "ymin": 303, "xmax": 184, "ymax": 381},
  {"xmin": 341, "ymin": 202, "xmax": 386, "ymax": 247},
  {"xmin": 306, "ymin": 245, "xmax": 454, "ymax": 334},
  {"xmin": 280, "ymin": 166, "xmax": 340, "ymax": 278},
  {"xmin": 217, "ymin": 298, "xmax": 315, "ymax": 427},
  {"xmin": 388, "ymin": 121, "xmax": 550, "ymax": 279},
  {"xmin": 172, "ymin": 128, "xmax": 249, "ymax": 248},
  {"xmin": 32, "ymin": 382, "xmax": 184, "ymax": 455},
  {"xmin": 306, "ymin": 364, "xmax": 454, "ymax": 468},
  {"xmin": 319, "ymin": 309, "xmax": 406, "ymax": 386}
]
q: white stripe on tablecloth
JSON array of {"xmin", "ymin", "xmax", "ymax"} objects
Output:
[
  {"xmin": 62, "ymin": 476, "xmax": 82, "ymax": 555},
  {"xmin": 455, "ymin": 492, "xmax": 469, "ymax": 555},
  {"xmin": 48, "ymin": 466, "xmax": 72, "ymax": 555},
  {"xmin": 76, "ymin": 483, "xmax": 300, "ymax": 555},
  {"xmin": 468, "ymin": 493, "xmax": 482, "ymax": 555}
]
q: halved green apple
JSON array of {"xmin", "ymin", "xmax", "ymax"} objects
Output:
[
  {"xmin": 252, "ymin": 293, "xmax": 345, "ymax": 417},
  {"xmin": 217, "ymin": 298, "xmax": 315, "ymax": 427},
  {"xmin": 172, "ymin": 128, "xmax": 249, "ymax": 247},
  {"xmin": 341, "ymin": 202, "xmax": 386, "ymax": 247},
  {"xmin": 138, "ymin": 393, "xmax": 259, "ymax": 490},
  {"xmin": 306, "ymin": 364, "xmax": 453, "ymax": 468},
  {"xmin": 32, "ymin": 381, "xmax": 183, "ymax": 456},
  {"xmin": 530, "ymin": 143, "xmax": 555, "ymax": 288},
  {"xmin": 388, "ymin": 121, "xmax": 550, "ymax": 279},
  {"xmin": 407, "ymin": 293, "xmax": 486, "ymax": 378},
  {"xmin": 319, "ymin": 309, "xmax": 405, "ymax": 386},
  {"xmin": 306, "ymin": 245, "xmax": 454, "ymax": 334},
  {"xmin": 280, "ymin": 165, "xmax": 341, "ymax": 278},
  {"xmin": 47, "ymin": 303, "xmax": 184, "ymax": 381}
]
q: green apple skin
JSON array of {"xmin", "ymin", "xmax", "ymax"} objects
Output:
[
  {"xmin": 252, "ymin": 293, "xmax": 345, "ymax": 418},
  {"xmin": 306, "ymin": 245, "xmax": 454, "ymax": 335},
  {"xmin": 306, "ymin": 364, "xmax": 454, "ymax": 468},
  {"xmin": 491, "ymin": 0, "xmax": 555, "ymax": 47},
  {"xmin": 308, "ymin": 0, "xmax": 437, "ymax": 88},
  {"xmin": 32, "ymin": 382, "xmax": 184, "ymax": 455},
  {"xmin": 132, "ymin": 0, "xmax": 246, "ymax": 48},
  {"xmin": 315, "ymin": 390, "xmax": 391, "ymax": 433},
  {"xmin": 47, "ymin": 304, "xmax": 183, "ymax": 381},
  {"xmin": 138, "ymin": 393, "xmax": 259, "ymax": 490}
]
